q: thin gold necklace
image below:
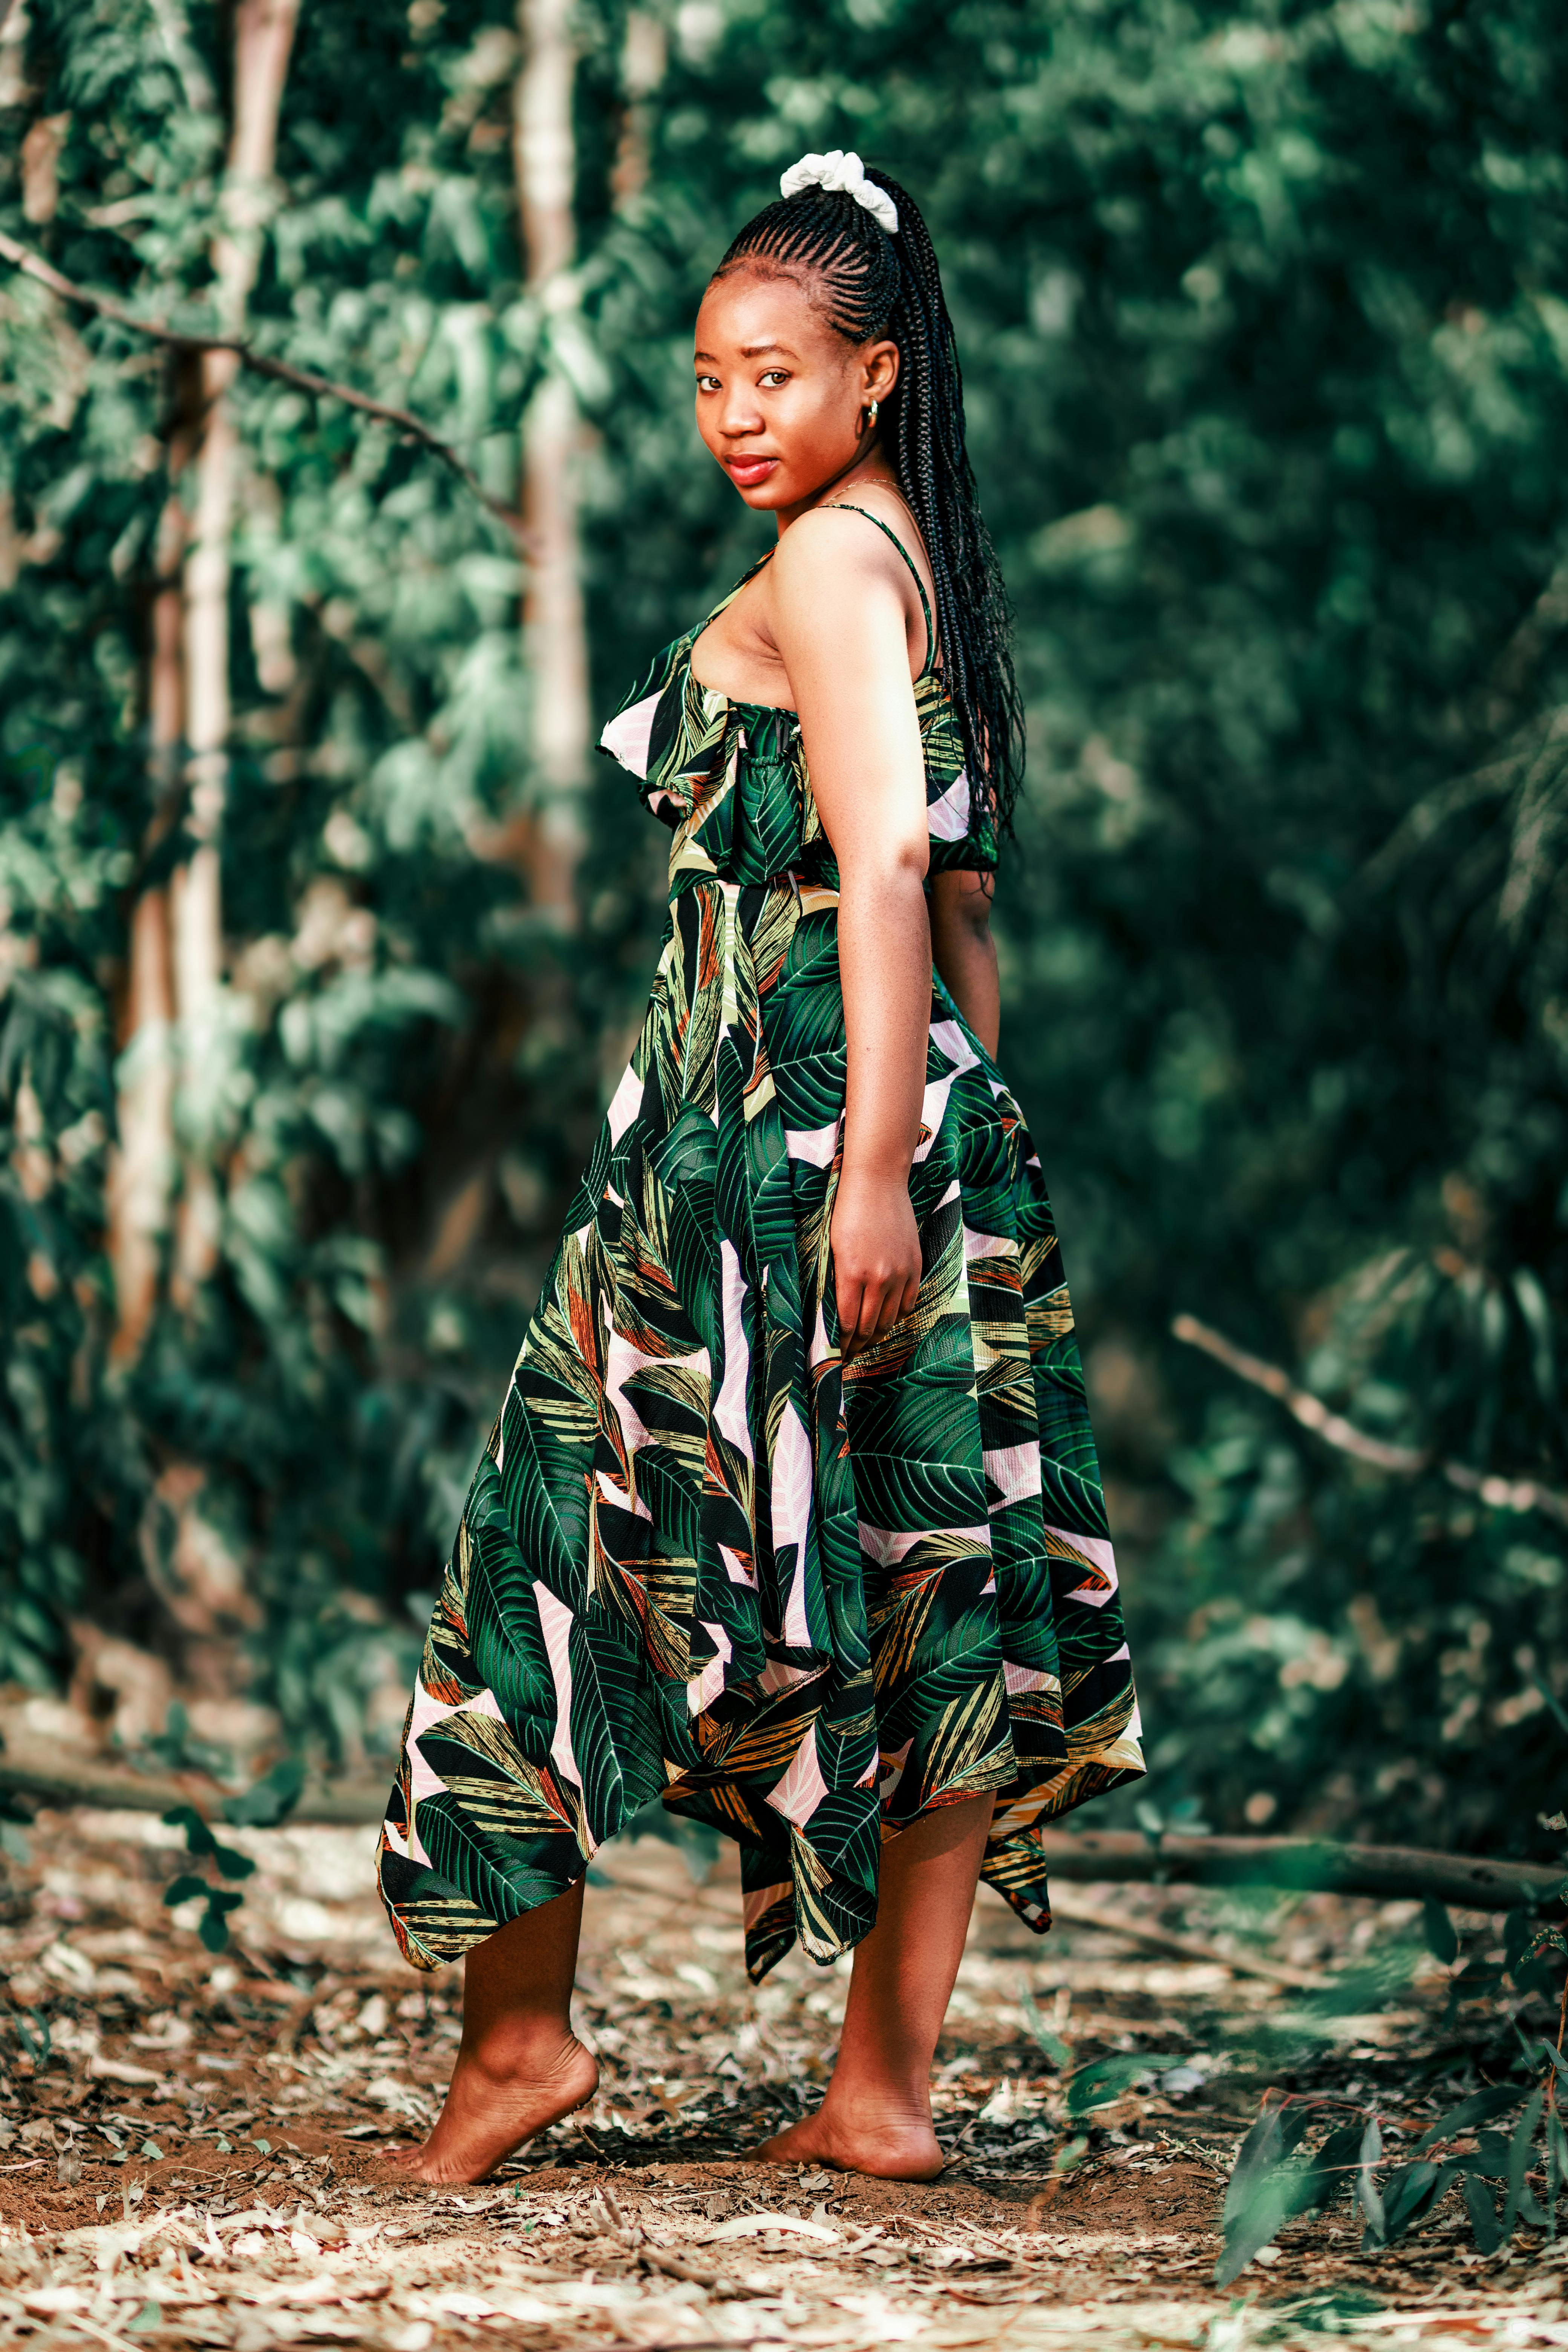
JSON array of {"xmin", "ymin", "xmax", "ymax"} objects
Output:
[{"xmin": 819, "ymin": 476, "xmax": 924, "ymax": 545}]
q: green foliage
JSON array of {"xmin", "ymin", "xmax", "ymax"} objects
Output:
[
  {"xmin": 161, "ymin": 1802, "xmax": 257, "ymax": 1879},
  {"xmin": 221, "ymin": 1754, "xmax": 305, "ymax": 1827},
  {"xmin": 1216, "ymin": 2101, "xmax": 1344, "ymax": 2290},
  {"xmin": 1064, "ymin": 2050, "xmax": 1185, "ymax": 2118},
  {"xmin": 1214, "ymin": 2051, "xmax": 1568, "ymax": 2283},
  {"xmin": 0, "ymin": 0, "xmax": 1565, "ymax": 1861},
  {"xmin": 161, "ymin": 1800, "xmax": 256, "ymax": 1951},
  {"xmin": 11, "ymin": 2009, "xmax": 51, "ymax": 2066},
  {"xmin": 1421, "ymin": 1897, "xmax": 1458, "ymax": 1967},
  {"xmin": 1018, "ymin": 1988, "xmax": 1073, "ymax": 2070}
]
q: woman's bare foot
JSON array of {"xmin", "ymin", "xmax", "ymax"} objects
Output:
[
  {"xmin": 754, "ymin": 2090, "xmax": 943, "ymax": 2181},
  {"xmin": 386, "ymin": 2029, "xmax": 597, "ymax": 2185}
]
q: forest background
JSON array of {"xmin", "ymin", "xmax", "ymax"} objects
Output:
[{"xmin": 1, "ymin": 0, "xmax": 1565, "ymax": 1874}]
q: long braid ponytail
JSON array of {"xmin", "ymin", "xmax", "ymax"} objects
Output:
[{"xmin": 714, "ymin": 167, "xmax": 1024, "ymax": 837}]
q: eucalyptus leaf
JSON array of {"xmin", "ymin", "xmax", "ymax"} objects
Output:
[
  {"xmin": 1223, "ymin": 2102, "xmax": 1287, "ymax": 2228},
  {"xmin": 1355, "ymin": 2118, "xmax": 1385, "ymax": 2245},
  {"xmin": 1420, "ymin": 1897, "xmax": 1458, "ymax": 1966},
  {"xmin": 1464, "ymin": 2174, "xmax": 1505, "ymax": 2256},
  {"xmin": 1538, "ymin": 2041, "xmax": 1568, "ymax": 2090},
  {"xmin": 1216, "ymin": 2165, "xmax": 1308, "ymax": 2290},
  {"xmin": 1410, "ymin": 2085, "xmax": 1521, "ymax": 2155},
  {"xmin": 1066, "ymin": 2052, "xmax": 1185, "ymax": 2118},
  {"xmin": 1547, "ymin": 2109, "xmax": 1566, "ymax": 2242},
  {"xmin": 1377, "ymin": 2161, "xmax": 1451, "ymax": 2246},
  {"xmin": 12, "ymin": 2011, "xmax": 51, "ymax": 2064},
  {"xmin": 1018, "ymin": 1988, "xmax": 1072, "ymax": 2069},
  {"xmin": 1504, "ymin": 2089, "xmax": 1547, "ymax": 2236}
]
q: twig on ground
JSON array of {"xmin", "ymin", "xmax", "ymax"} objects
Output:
[
  {"xmin": 1048, "ymin": 1888, "xmax": 1328, "ymax": 1989},
  {"xmin": 0, "ymin": 226, "xmax": 529, "ymax": 538},
  {"xmin": 955, "ymin": 2218, "xmax": 1027, "ymax": 2264},
  {"xmin": 1172, "ymin": 1310, "xmax": 1568, "ymax": 1526}
]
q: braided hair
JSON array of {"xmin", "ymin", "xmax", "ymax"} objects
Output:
[{"xmin": 714, "ymin": 167, "xmax": 1024, "ymax": 836}]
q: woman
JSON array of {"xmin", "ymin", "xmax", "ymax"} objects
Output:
[{"xmin": 378, "ymin": 152, "xmax": 1143, "ymax": 2185}]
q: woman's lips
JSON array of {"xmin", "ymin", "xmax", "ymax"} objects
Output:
[{"xmin": 724, "ymin": 454, "xmax": 778, "ymax": 487}]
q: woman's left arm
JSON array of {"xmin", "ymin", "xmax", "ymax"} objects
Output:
[
  {"xmin": 929, "ymin": 869, "xmax": 999, "ymax": 1058},
  {"xmin": 770, "ymin": 511, "xmax": 931, "ymax": 1358}
]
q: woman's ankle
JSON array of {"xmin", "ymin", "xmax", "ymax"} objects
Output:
[
  {"xmin": 818, "ymin": 2073, "xmax": 933, "ymax": 2129},
  {"xmin": 458, "ymin": 2018, "xmax": 585, "ymax": 2085}
]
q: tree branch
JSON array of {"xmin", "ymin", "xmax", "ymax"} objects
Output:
[
  {"xmin": 1172, "ymin": 1310, "xmax": 1568, "ymax": 1527},
  {"xmin": 0, "ymin": 225, "xmax": 529, "ymax": 540}
]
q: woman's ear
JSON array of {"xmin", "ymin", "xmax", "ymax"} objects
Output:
[{"xmin": 864, "ymin": 337, "xmax": 900, "ymax": 402}]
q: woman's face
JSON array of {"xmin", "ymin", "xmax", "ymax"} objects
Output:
[{"xmin": 693, "ymin": 265, "xmax": 898, "ymax": 516}]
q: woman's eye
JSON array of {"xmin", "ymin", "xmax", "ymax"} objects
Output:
[
  {"xmin": 695, "ymin": 375, "xmax": 720, "ymax": 392},
  {"xmin": 759, "ymin": 370, "xmax": 789, "ymax": 387}
]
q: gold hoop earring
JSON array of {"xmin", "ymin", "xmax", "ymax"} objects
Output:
[{"xmin": 864, "ymin": 396, "xmax": 880, "ymax": 433}]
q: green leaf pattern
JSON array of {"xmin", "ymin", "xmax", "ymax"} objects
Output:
[{"xmin": 379, "ymin": 546, "xmax": 1144, "ymax": 1980}]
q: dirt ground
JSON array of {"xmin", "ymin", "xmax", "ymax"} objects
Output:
[{"xmin": 0, "ymin": 1801, "xmax": 1563, "ymax": 2350}]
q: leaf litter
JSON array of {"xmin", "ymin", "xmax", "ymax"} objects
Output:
[{"xmin": 0, "ymin": 1808, "xmax": 1562, "ymax": 2352}]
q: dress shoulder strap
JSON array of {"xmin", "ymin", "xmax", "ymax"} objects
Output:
[{"xmin": 819, "ymin": 502, "xmax": 934, "ymax": 674}]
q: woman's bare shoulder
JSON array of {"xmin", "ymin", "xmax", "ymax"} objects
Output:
[{"xmin": 770, "ymin": 495, "xmax": 926, "ymax": 616}]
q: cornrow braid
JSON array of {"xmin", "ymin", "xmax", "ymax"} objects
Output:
[{"xmin": 714, "ymin": 168, "xmax": 1024, "ymax": 836}]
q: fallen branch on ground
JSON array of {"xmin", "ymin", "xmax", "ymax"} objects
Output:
[
  {"xmin": 0, "ymin": 225, "xmax": 528, "ymax": 537},
  {"xmin": 1034, "ymin": 1828, "xmax": 1561, "ymax": 1913},
  {"xmin": 0, "ymin": 1730, "xmax": 1559, "ymax": 1908},
  {"xmin": 1172, "ymin": 1311, "xmax": 1568, "ymax": 1526},
  {"xmin": 0, "ymin": 1732, "xmax": 381, "ymax": 1825}
]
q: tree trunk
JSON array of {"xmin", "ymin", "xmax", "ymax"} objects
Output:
[
  {"xmin": 514, "ymin": 0, "xmax": 588, "ymax": 918},
  {"xmin": 169, "ymin": 0, "xmax": 300, "ymax": 1306},
  {"xmin": 106, "ymin": 362, "xmax": 202, "ymax": 1362},
  {"xmin": 611, "ymin": 11, "xmax": 666, "ymax": 207}
]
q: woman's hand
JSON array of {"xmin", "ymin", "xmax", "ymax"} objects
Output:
[{"xmin": 832, "ymin": 1165, "xmax": 922, "ymax": 1358}]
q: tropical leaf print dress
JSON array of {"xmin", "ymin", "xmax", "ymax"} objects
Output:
[{"xmin": 379, "ymin": 512, "xmax": 1144, "ymax": 1983}]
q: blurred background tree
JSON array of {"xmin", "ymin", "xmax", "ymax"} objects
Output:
[{"xmin": 1, "ymin": 0, "xmax": 1564, "ymax": 1857}]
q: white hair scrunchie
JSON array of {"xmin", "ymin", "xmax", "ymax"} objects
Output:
[{"xmin": 778, "ymin": 149, "xmax": 899, "ymax": 236}]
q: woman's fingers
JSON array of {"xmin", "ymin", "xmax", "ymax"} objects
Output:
[
  {"xmin": 873, "ymin": 1266, "xmax": 920, "ymax": 1339},
  {"xmin": 838, "ymin": 1267, "xmax": 920, "ymax": 1358},
  {"xmin": 872, "ymin": 1280, "xmax": 904, "ymax": 1340}
]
